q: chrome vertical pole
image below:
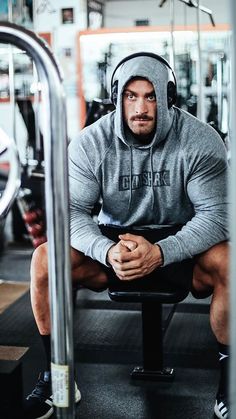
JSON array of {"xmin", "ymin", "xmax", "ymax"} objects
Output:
[
  {"xmin": 8, "ymin": 0, "xmax": 16, "ymax": 141},
  {"xmin": 196, "ymin": 0, "xmax": 205, "ymax": 122},
  {"xmin": 0, "ymin": 128, "xmax": 21, "ymax": 217},
  {"xmin": 33, "ymin": 62, "xmax": 42, "ymax": 160},
  {"xmin": 169, "ymin": 0, "xmax": 175, "ymax": 69},
  {"xmin": 0, "ymin": 22, "xmax": 75, "ymax": 418},
  {"xmin": 229, "ymin": 0, "xmax": 236, "ymax": 417},
  {"xmin": 216, "ymin": 54, "xmax": 223, "ymax": 131}
]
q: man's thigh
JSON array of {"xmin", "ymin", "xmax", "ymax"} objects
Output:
[
  {"xmin": 70, "ymin": 246, "xmax": 108, "ymax": 284},
  {"xmin": 191, "ymin": 241, "xmax": 229, "ymax": 298}
]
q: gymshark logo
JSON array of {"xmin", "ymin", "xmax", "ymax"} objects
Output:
[
  {"xmin": 119, "ymin": 170, "xmax": 170, "ymax": 191},
  {"xmin": 219, "ymin": 352, "xmax": 229, "ymax": 362}
]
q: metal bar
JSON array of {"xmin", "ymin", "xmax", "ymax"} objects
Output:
[
  {"xmin": 0, "ymin": 22, "xmax": 75, "ymax": 418},
  {"xmin": 0, "ymin": 128, "xmax": 21, "ymax": 218},
  {"xmin": 8, "ymin": 0, "xmax": 13, "ymax": 22},
  {"xmin": 8, "ymin": 1, "xmax": 16, "ymax": 141},
  {"xmin": 216, "ymin": 55, "xmax": 223, "ymax": 131},
  {"xmin": 229, "ymin": 0, "xmax": 236, "ymax": 417},
  {"xmin": 188, "ymin": 0, "xmax": 215, "ymax": 26},
  {"xmin": 33, "ymin": 62, "xmax": 42, "ymax": 160},
  {"xmin": 160, "ymin": 0, "xmax": 215, "ymax": 27},
  {"xmin": 8, "ymin": 45, "xmax": 16, "ymax": 142},
  {"xmin": 196, "ymin": 0, "xmax": 205, "ymax": 122},
  {"xmin": 169, "ymin": 0, "xmax": 175, "ymax": 70}
]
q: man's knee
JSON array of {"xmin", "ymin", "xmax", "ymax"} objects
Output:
[
  {"xmin": 71, "ymin": 250, "xmax": 108, "ymax": 288},
  {"xmin": 31, "ymin": 242, "xmax": 49, "ymax": 288},
  {"xmin": 31, "ymin": 243, "xmax": 108, "ymax": 290},
  {"xmin": 31, "ymin": 243, "xmax": 48, "ymax": 271},
  {"xmin": 71, "ymin": 247, "xmax": 86, "ymax": 270}
]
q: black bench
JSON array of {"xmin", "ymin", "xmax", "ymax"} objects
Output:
[{"xmin": 108, "ymin": 281, "xmax": 189, "ymax": 380}]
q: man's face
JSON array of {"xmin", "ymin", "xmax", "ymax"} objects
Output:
[{"xmin": 123, "ymin": 78, "xmax": 157, "ymax": 139}]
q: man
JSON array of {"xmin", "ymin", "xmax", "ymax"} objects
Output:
[{"xmin": 25, "ymin": 53, "xmax": 229, "ymax": 419}]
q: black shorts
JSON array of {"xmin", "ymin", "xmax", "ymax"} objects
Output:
[{"xmin": 99, "ymin": 225, "xmax": 194, "ymax": 292}]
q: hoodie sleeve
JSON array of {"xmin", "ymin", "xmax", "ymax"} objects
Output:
[
  {"xmin": 156, "ymin": 127, "xmax": 229, "ymax": 266},
  {"xmin": 68, "ymin": 136, "xmax": 115, "ymax": 266}
]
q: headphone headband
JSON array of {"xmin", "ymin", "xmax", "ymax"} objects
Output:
[
  {"xmin": 110, "ymin": 51, "xmax": 177, "ymax": 108},
  {"xmin": 110, "ymin": 51, "xmax": 177, "ymax": 90}
]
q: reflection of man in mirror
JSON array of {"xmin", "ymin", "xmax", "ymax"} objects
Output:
[{"xmin": 62, "ymin": 7, "xmax": 73, "ymax": 24}]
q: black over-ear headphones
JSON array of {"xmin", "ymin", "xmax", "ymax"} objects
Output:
[{"xmin": 110, "ymin": 51, "xmax": 177, "ymax": 109}]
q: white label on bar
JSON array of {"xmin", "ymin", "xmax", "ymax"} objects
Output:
[{"xmin": 51, "ymin": 362, "xmax": 69, "ymax": 407}]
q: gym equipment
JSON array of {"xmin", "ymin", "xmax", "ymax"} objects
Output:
[
  {"xmin": 109, "ymin": 280, "xmax": 188, "ymax": 380},
  {"xmin": 110, "ymin": 52, "xmax": 177, "ymax": 109},
  {"xmin": 4, "ymin": 1, "xmax": 45, "ymax": 242},
  {"xmin": 17, "ymin": 188, "xmax": 47, "ymax": 247},
  {"xmin": 85, "ymin": 98, "xmax": 115, "ymax": 127},
  {"xmin": 159, "ymin": 0, "xmax": 216, "ymax": 122},
  {"xmin": 0, "ymin": 22, "xmax": 75, "ymax": 418},
  {"xmin": 0, "ymin": 128, "xmax": 21, "ymax": 218},
  {"xmin": 97, "ymin": 47, "xmax": 113, "ymax": 100},
  {"xmin": 159, "ymin": 0, "xmax": 215, "ymax": 26},
  {"xmin": 0, "ymin": 128, "xmax": 28, "ymax": 418}
]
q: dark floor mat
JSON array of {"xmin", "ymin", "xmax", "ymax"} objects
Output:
[
  {"xmin": 0, "ymin": 288, "xmax": 219, "ymax": 419},
  {"xmin": 72, "ymin": 363, "xmax": 217, "ymax": 419},
  {"xmin": 74, "ymin": 308, "xmax": 142, "ymax": 363},
  {"xmin": 73, "ymin": 304, "xmax": 175, "ymax": 364},
  {"xmin": 164, "ymin": 312, "xmax": 218, "ymax": 369},
  {"xmin": 0, "ymin": 290, "xmax": 217, "ymax": 369},
  {"xmin": 0, "ymin": 244, "xmax": 32, "ymax": 282},
  {"xmin": 0, "ymin": 292, "xmax": 39, "ymax": 347}
]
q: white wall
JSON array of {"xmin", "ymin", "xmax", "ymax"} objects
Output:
[
  {"xmin": 34, "ymin": 0, "xmax": 87, "ymax": 34},
  {"xmin": 104, "ymin": 0, "xmax": 230, "ymax": 28},
  {"xmin": 33, "ymin": 0, "xmax": 88, "ymax": 136},
  {"xmin": 34, "ymin": 0, "xmax": 86, "ymax": 73}
]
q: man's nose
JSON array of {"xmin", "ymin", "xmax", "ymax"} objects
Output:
[{"xmin": 135, "ymin": 98, "xmax": 148, "ymax": 113}]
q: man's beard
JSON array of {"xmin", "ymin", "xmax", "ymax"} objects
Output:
[{"xmin": 125, "ymin": 122, "xmax": 156, "ymax": 144}]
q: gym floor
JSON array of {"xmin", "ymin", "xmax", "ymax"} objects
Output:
[{"xmin": 0, "ymin": 240, "xmax": 219, "ymax": 419}]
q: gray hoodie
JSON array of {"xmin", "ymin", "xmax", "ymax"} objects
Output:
[{"xmin": 68, "ymin": 55, "xmax": 229, "ymax": 266}]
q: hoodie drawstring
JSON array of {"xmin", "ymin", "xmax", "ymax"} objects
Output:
[
  {"xmin": 128, "ymin": 145, "xmax": 133, "ymax": 210},
  {"xmin": 150, "ymin": 147, "xmax": 155, "ymax": 214}
]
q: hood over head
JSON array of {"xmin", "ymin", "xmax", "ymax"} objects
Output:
[{"xmin": 113, "ymin": 54, "xmax": 175, "ymax": 148}]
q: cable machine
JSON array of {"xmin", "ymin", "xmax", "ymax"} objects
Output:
[{"xmin": 159, "ymin": 0, "xmax": 215, "ymax": 122}]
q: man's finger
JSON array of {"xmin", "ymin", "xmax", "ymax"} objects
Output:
[
  {"xmin": 115, "ymin": 267, "xmax": 141, "ymax": 279},
  {"xmin": 112, "ymin": 259, "xmax": 140, "ymax": 272},
  {"xmin": 116, "ymin": 270, "xmax": 145, "ymax": 281},
  {"xmin": 114, "ymin": 250, "xmax": 139, "ymax": 263},
  {"xmin": 119, "ymin": 233, "xmax": 142, "ymax": 242},
  {"xmin": 120, "ymin": 239, "xmax": 137, "ymax": 251}
]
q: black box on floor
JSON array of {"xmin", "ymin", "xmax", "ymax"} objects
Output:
[{"xmin": 0, "ymin": 346, "xmax": 28, "ymax": 418}]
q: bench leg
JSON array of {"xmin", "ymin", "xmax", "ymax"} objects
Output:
[{"xmin": 131, "ymin": 302, "xmax": 174, "ymax": 380}]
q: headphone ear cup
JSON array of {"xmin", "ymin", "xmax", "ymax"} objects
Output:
[
  {"xmin": 167, "ymin": 81, "xmax": 177, "ymax": 108},
  {"xmin": 111, "ymin": 80, "xmax": 118, "ymax": 106}
]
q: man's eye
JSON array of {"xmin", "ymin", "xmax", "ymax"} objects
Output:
[
  {"xmin": 127, "ymin": 93, "xmax": 135, "ymax": 100},
  {"xmin": 148, "ymin": 95, "xmax": 156, "ymax": 101}
]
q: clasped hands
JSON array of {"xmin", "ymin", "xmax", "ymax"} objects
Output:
[{"xmin": 107, "ymin": 233, "xmax": 163, "ymax": 281}]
